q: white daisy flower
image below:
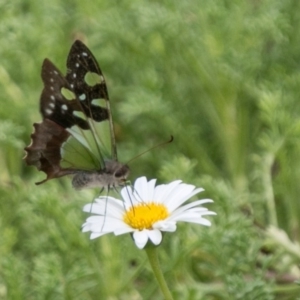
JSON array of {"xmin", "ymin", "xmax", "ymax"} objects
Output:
[{"xmin": 82, "ymin": 176, "xmax": 216, "ymax": 249}]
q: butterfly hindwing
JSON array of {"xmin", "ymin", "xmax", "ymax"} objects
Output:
[{"xmin": 25, "ymin": 119, "xmax": 74, "ymax": 184}]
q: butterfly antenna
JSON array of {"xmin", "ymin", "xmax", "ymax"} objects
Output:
[{"xmin": 126, "ymin": 135, "xmax": 174, "ymax": 165}]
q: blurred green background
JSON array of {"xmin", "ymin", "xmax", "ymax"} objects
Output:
[{"xmin": 1, "ymin": 0, "xmax": 300, "ymax": 299}]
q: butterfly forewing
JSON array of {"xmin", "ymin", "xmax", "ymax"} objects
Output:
[
  {"xmin": 66, "ymin": 41, "xmax": 117, "ymax": 161},
  {"xmin": 40, "ymin": 59, "xmax": 94, "ymax": 130}
]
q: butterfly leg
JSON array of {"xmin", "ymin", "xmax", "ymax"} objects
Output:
[{"xmin": 100, "ymin": 185, "xmax": 110, "ymax": 232}]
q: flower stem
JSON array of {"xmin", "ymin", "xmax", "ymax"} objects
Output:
[
  {"xmin": 262, "ymin": 153, "xmax": 278, "ymax": 227},
  {"xmin": 145, "ymin": 245, "xmax": 174, "ymax": 300}
]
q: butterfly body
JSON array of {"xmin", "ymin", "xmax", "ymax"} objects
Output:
[
  {"xmin": 72, "ymin": 161, "xmax": 129, "ymax": 190},
  {"xmin": 25, "ymin": 40, "xmax": 129, "ymax": 189}
]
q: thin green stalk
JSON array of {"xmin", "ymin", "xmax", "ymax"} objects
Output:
[
  {"xmin": 144, "ymin": 245, "xmax": 173, "ymax": 300},
  {"xmin": 263, "ymin": 153, "xmax": 278, "ymax": 227}
]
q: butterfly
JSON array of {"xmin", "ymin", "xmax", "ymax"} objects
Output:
[{"xmin": 24, "ymin": 40, "xmax": 129, "ymax": 190}]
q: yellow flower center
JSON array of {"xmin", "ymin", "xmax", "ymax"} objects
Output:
[{"xmin": 123, "ymin": 202, "xmax": 169, "ymax": 230}]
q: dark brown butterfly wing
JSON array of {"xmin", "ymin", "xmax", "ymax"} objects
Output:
[
  {"xmin": 65, "ymin": 40, "xmax": 117, "ymax": 159},
  {"xmin": 25, "ymin": 119, "xmax": 73, "ymax": 184}
]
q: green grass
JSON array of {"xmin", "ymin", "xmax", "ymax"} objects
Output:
[{"xmin": 1, "ymin": 0, "xmax": 300, "ymax": 299}]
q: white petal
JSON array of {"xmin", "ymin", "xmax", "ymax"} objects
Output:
[
  {"xmin": 101, "ymin": 218, "xmax": 128, "ymax": 231},
  {"xmin": 124, "ymin": 186, "xmax": 146, "ymax": 208},
  {"xmin": 133, "ymin": 231, "xmax": 149, "ymax": 249},
  {"xmin": 83, "ymin": 202, "xmax": 102, "ymax": 214},
  {"xmin": 122, "ymin": 186, "xmax": 140, "ymax": 209},
  {"xmin": 90, "ymin": 232, "xmax": 107, "ymax": 239},
  {"xmin": 188, "ymin": 207, "xmax": 210, "ymax": 213},
  {"xmin": 82, "ymin": 224, "xmax": 92, "ymax": 232},
  {"xmin": 120, "ymin": 185, "xmax": 133, "ymax": 204},
  {"xmin": 154, "ymin": 221, "xmax": 177, "ymax": 232},
  {"xmin": 169, "ymin": 211, "xmax": 200, "ymax": 221},
  {"xmin": 163, "ymin": 184, "xmax": 196, "ymax": 208},
  {"xmin": 83, "ymin": 198, "xmax": 124, "ymax": 219},
  {"xmin": 114, "ymin": 226, "xmax": 135, "ymax": 235},
  {"xmin": 152, "ymin": 184, "xmax": 165, "ymax": 199},
  {"xmin": 145, "ymin": 178, "xmax": 157, "ymax": 201},
  {"xmin": 199, "ymin": 211, "xmax": 217, "ymax": 216},
  {"xmin": 133, "ymin": 176, "xmax": 149, "ymax": 200},
  {"xmin": 169, "ymin": 210, "xmax": 216, "ymax": 223},
  {"xmin": 154, "ymin": 180, "xmax": 182, "ymax": 203},
  {"xmin": 132, "ymin": 177, "xmax": 156, "ymax": 203},
  {"xmin": 83, "ymin": 215, "xmax": 127, "ymax": 234},
  {"xmin": 175, "ymin": 217, "xmax": 212, "ymax": 226},
  {"xmin": 84, "ymin": 215, "xmax": 103, "ymax": 223},
  {"xmin": 166, "ymin": 187, "xmax": 205, "ymax": 212},
  {"xmin": 170, "ymin": 199, "xmax": 214, "ymax": 218},
  {"xmin": 122, "ymin": 178, "xmax": 157, "ymax": 207},
  {"xmin": 147, "ymin": 229, "xmax": 162, "ymax": 245}
]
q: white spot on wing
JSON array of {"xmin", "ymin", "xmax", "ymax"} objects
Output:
[
  {"xmin": 61, "ymin": 104, "xmax": 68, "ymax": 111},
  {"xmin": 45, "ymin": 109, "xmax": 52, "ymax": 115},
  {"xmin": 50, "ymin": 95, "xmax": 55, "ymax": 101},
  {"xmin": 73, "ymin": 73, "xmax": 76, "ymax": 78},
  {"xmin": 49, "ymin": 103, "xmax": 55, "ymax": 108},
  {"xmin": 54, "ymin": 71, "xmax": 58, "ymax": 75},
  {"xmin": 70, "ymin": 84, "xmax": 74, "ymax": 89},
  {"xmin": 82, "ymin": 52, "xmax": 88, "ymax": 56},
  {"xmin": 50, "ymin": 86, "xmax": 54, "ymax": 91},
  {"xmin": 79, "ymin": 94, "xmax": 86, "ymax": 101},
  {"xmin": 76, "ymin": 63, "xmax": 80, "ymax": 68},
  {"xmin": 50, "ymin": 78, "xmax": 54, "ymax": 82}
]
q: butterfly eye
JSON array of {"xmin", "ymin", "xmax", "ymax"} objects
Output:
[
  {"xmin": 115, "ymin": 171, "xmax": 123, "ymax": 178},
  {"xmin": 115, "ymin": 165, "xmax": 130, "ymax": 178}
]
